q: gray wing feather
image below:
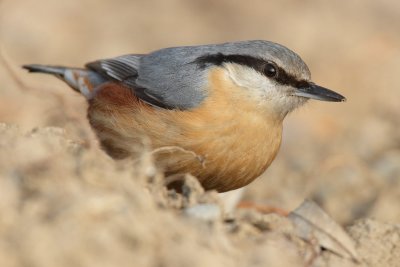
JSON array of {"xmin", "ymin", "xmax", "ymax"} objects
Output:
[
  {"xmin": 134, "ymin": 48, "xmax": 210, "ymax": 109},
  {"xmin": 86, "ymin": 54, "xmax": 141, "ymax": 81},
  {"xmin": 85, "ymin": 52, "xmax": 208, "ymax": 109}
]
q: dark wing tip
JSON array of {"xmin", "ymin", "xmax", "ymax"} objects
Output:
[
  {"xmin": 22, "ymin": 64, "xmax": 66, "ymax": 75},
  {"xmin": 22, "ymin": 64, "xmax": 41, "ymax": 73}
]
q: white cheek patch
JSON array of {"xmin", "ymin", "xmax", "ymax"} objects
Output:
[
  {"xmin": 224, "ymin": 63, "xmax": 279, "ymax": 100},
  {"xmin": 223, "ymin": 63, "xmax": 307, "ymax": 117}
]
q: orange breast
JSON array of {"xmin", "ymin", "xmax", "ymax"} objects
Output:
[{"xmin": 88, "ymin": 68, "xmax": 283, "ymax": 192}]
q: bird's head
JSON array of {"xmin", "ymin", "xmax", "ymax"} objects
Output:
[{"xmin": 194, "ymin": 40, "xmax": 345, "ymax": 119}]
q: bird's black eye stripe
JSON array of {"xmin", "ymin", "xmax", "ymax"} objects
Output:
[
  {"xmin": 194, "ymin": 53, "xmax": 309, "ymax": 88},
  {"xmin": 195, "ymin": 53, "xmax": 264, "ymax": 71},
  {"xmin": 273, "ymin": 67, "xmax": 310, "ymax": 88}
]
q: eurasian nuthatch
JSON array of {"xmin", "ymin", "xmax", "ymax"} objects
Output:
[{"xmin": 23, "ymin": 40, "xmax": 345, "ymax": 192}]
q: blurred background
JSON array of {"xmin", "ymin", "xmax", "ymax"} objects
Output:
[{"xmin": 0, "ymin": 0, "xmax": 399, "ymax": 225}]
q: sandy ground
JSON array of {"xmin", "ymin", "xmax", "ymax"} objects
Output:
[{"xmin": 1, "ymin": 0, "xmax": 400, "ymax": 266}]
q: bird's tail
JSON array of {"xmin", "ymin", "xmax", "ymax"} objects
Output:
[{"xmin": 22, "ymin": 64, "xmax": 106, "ymax": 99}]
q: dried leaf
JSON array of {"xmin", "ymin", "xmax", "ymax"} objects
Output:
[{"xmin": 288, "ymin": 199, "xmax": 359, "ymax": 262}]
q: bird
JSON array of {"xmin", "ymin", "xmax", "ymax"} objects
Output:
[{"xmin": 23, "ymin": 40, "xmax": 345, "ymax": 193}]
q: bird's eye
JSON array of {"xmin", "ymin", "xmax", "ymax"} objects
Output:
[{"xmin": 263, "ymin": 63, "xmax": 278, "ymax": 78}]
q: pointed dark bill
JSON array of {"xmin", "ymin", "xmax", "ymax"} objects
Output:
[{"xmin": 294, "ymin": 83, "xmax": 346, "ymax": 102}]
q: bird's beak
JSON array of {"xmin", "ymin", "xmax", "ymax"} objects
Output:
[{"xmin": 293, "ymin": 83, "xmax": 346, "ymax": 102}]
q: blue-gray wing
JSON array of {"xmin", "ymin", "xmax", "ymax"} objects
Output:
[{"xmin": 85, "ymin": 48, "xmax": 208, "ymax": 109}]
